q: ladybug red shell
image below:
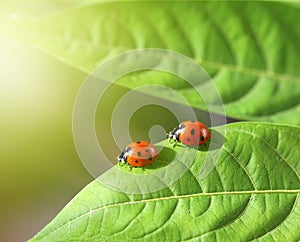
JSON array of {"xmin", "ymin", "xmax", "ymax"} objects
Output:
[
  {"xmin": 167, "ymin": 121, "xmax": 211, "ymax": 146},
  {"xmin": 117, "ymin": 141, "xmax": 158, "ymax": 167}
]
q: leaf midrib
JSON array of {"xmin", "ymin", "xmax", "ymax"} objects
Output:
[
  {"xmin": 36, "ymin": 189, "xmax": 300, "ymax": 241},
  {"xmin": 14, "ymin": 25, "xmax": 300, "ymax": 84},
  {"xmin": 100, "ymin": 189, "xmax": 300, "ymax": 208},
  {"xmin": 197, "ymin": 59, "xmax": 300, "ymax": 83}
]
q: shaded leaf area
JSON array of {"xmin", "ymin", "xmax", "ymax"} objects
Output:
[
  {"xmin": 5, "ymin": 1, "xmax": 300, "ymax": 124},
  {"xmin": 30, "ymin": 122, "xmax": 300, "ymax": 241}
]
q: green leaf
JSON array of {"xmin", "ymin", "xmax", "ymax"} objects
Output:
[
  {"xmin": 4, "ymin": 1, "xmax": 300, "ymax": 125},
  {"xmin": 30, "ymin": 122, "xmax": 300, "ymax": 241}
]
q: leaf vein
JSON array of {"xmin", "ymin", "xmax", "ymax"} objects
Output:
[
  {"xmin": 184, "ymin": 195, "xmax": 253, "ymax": 241},
  {"xmin": 231, "ymin": 129, "xmax": 300, "ymax": 182},
  {"xmin": 223, "ymin": 146, "xmax": 257, "ymax": 190},
  {"xmin": 203, "ymin": 10, "xmax": 239, "ymax": 66},
  {"xmin": 252, "ymin": 193, "xmax": 299, "ymax": 240}
]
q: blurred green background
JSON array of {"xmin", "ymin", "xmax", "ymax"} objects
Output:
[
  {"xmin": 0, "ymin": 32, "xmax": 95, "ymax": 241},
  {"xmin": 0, "ymin": 4, "xmax": 93, "ymax": 240},
  {"xmin": 0, "ymin": 2, "xmax": 92, "ymax": 240}
]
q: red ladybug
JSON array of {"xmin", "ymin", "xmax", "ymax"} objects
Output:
[
  {"xmin": 167, "ymin": 121, "xmax": 210, "ymax": 146},
  {"xmin": 117, "ymin": 141, "xmax": 158, "ymax": 167}
]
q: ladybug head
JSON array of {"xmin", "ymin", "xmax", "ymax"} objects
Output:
[
  {"xmin": 118, "ymin": 146, "xmax": 133, "ymax": 164},
  {"xmin": 117, "ymin": 152, "xmax": 126, "ymax": 163},
  {"xmin": 167, "ymin": 124, "xmax": 184, "ymax": 142}
]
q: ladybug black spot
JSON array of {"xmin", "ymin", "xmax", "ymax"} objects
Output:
[
  {"xmin": 201, "ymin": 136, "xmax": 205, "ymax": 141},
  {"xmin": 137, "ymin": 151, "xmax": 142, "ymax": 157},
  {"xmin": 148, "ymin": 156, "xmax": 152, "ymax": 161},
  {"xmin": 145, "ymin": 149, "xmax": 149, "ymax": 152},
  {"xmin": 190, "ymin": 129, "xmax": 195, "ymax": 135},
  {"xmin": 187, "ymin": 138, "xmax": 190, "ymax": 142},
  {"xmin": 135, "ymin": 160, "xmax": 139, "ymax": 164},
  {"xmin": 136, "ymin": 141, "xmax": 141, "ymax": 144}
]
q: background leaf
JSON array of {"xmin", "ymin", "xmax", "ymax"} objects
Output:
[
  {"xmin": 4, "ymin": 1, "xmax": 300, "ymax": 124},
  {"xmin": 30, "ymin": 122, "xmax": 300, "ymax": 241}
]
